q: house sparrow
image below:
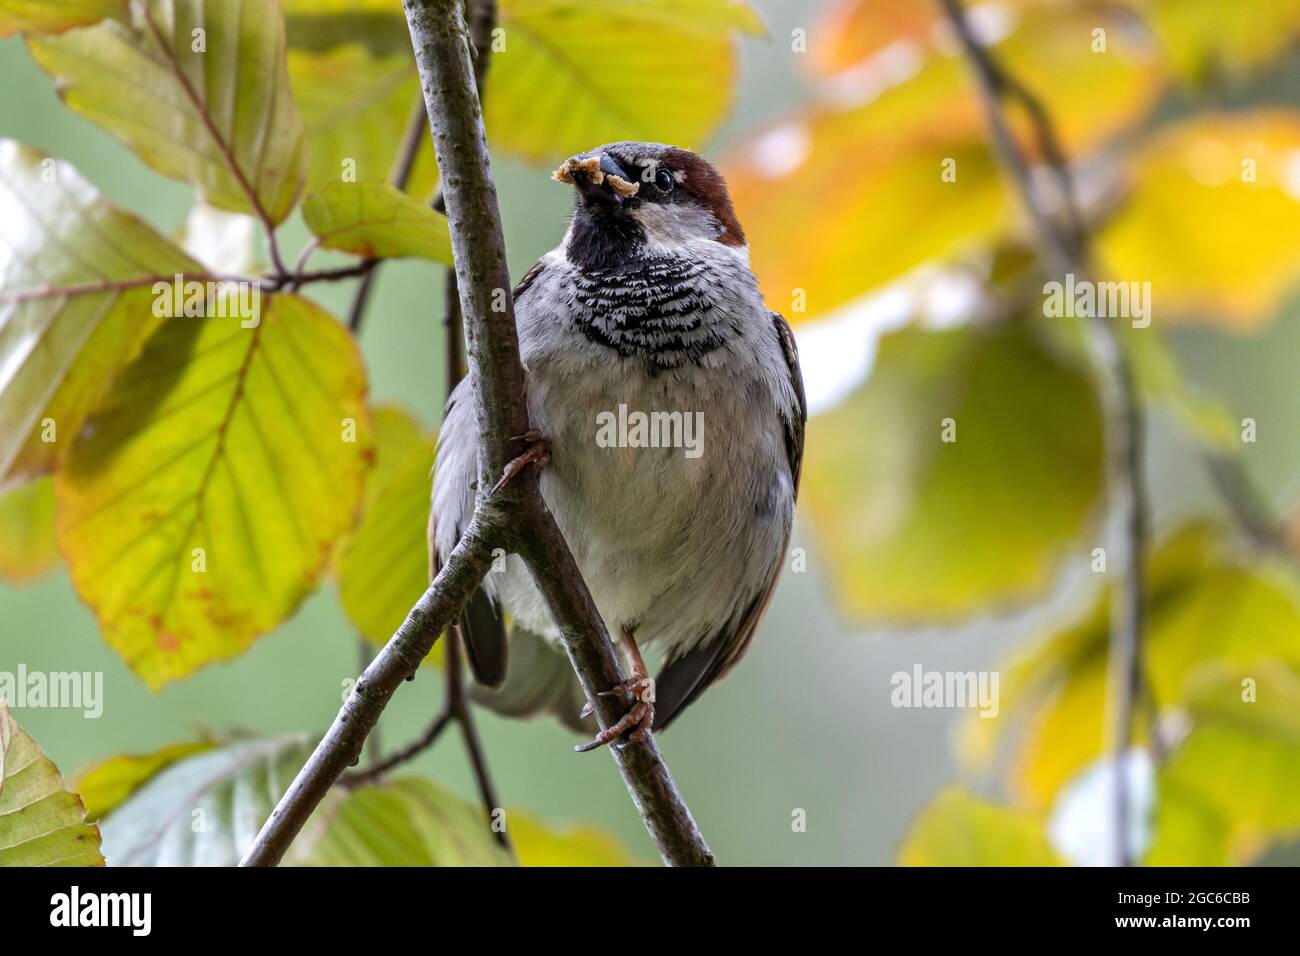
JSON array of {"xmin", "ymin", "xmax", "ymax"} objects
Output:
[{"xmin": 429, "ymin": 142, "xmax": 805, "ymax": 750}]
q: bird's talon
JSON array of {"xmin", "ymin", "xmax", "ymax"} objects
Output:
[
  {"xmin": 490, "ymin": 432, "xmax": 552, "ymax": 496},
  {"xmin": 574, "ymin": 677, "xmax": 655, "ymax": 752}
]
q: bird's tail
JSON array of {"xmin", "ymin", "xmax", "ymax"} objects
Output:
[{"xmin": 469, "ymin": 625, "xmax": 589, "ymax": 733}]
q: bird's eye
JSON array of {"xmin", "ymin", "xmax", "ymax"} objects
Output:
[{"xmin": 654, "ymin": 167, "xmax": 675, "ymax": 192}]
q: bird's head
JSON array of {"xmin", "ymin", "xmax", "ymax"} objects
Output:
[{"xmin": 553, "ymin": 142, "xmax": 745, "ymax": 268}]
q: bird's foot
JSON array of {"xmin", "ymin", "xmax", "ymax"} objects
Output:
[
  {"xmin": 575, "ymin": 676, "xmax": 656, "ymax": 752},
  {"xmin": 490, "ymin": 430, "xmax": 551, "ymax": 496}
]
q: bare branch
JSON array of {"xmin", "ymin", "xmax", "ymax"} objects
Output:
[
  {"xmin": 240, "ymin": 522, "xmax": 498, "ymax": 866},
  {"xmin": 938, "ymin": 0, "xmax": 1150, "ymax": 868}
]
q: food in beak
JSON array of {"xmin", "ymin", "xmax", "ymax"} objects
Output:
[{"xmin": 551, "ymin": 155, "xmax": 640, "ymax": 197}]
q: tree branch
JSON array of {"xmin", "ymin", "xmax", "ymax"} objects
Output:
[
  {"xmin": 938, "ymin": 0, "xmax": 1150, "ymax": 868},
  {"xmin": 241, "ymin": 519, "xmax": 499, "ymax": 866},
  {"xmin": 242, "ymin": 0, "xmax": 712, "ymax": 868},
  {"xmin": 405, "ymin": 0, "xmax": 711, "ymax": 865}
]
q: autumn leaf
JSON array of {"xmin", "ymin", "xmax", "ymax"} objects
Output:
[
  {"xmin": 0, "ymin": 0, "xmax": 126, "ymax": 37},
  {"xmin": 961, "ymin": 524, "xmax": 1300, "ymax": 809},
  {"xmin": 288, "ymin": 44, "xmax": 438, "ymax": 197},
  {"xmin": 726, "ymin": 4, "xmax": 1163, "ymax": 322},
  {"xmin": 337, "ymin": 404, "xmax": 441, "ymax": 661},
  {"xmin": 898, "ymin": 787, "xmax": 1062, "ymax": 866},
  {"xmin": 55, "ymin": 295, "xmax": 372, "ymax": 689},
  {"xmin": 0, "ymin": 477, "xmax": 59, "ymax": 582},
  {"xmin": 801, "ymin": 319, "xmax": 1103, "ymax": 621},
  {"xmin": 1097, "ymin": 110, "xmax": 1300, "ymax": 329},
  {"xmin": 28, "ymin": 0, "xmax": 307, "ymax": 224}
]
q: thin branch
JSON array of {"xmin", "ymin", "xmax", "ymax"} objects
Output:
[
  {"xmin": 341, "ymin": 707, "xmax": 454, "ymax": 788},
  {"xmin": 241, "ymin": 518, "xmax": 498, "ymax": 866},
  {"xmin": 938, "ymin": 0, "xmax": 1149, "ymax": 868},
  {"xmin": 444, "ymin": 627, "xmax": 509, "ymax": 850},
  {"xmin": 243, "ymin": 0, "xmax": 712, "ymax": 868},
  {"xmin": 0, "ymin": 263, "xmax": 374, "ymax": 304}
]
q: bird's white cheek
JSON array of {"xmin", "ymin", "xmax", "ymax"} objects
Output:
[{"xmin": 631, "ymin": 203, "xmax": 721, "ymax": 250}]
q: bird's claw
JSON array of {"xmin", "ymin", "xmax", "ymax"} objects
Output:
[
  {"xmin": 490, "ymin": 430, "xmax": 551, "ymax": 496},
  {"xmin": 575, "ymin": 676, "xmax": 655, "ymax": 752}
]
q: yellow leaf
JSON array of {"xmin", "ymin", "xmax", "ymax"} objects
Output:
[
  {"xmin": 898, "ymin": 787, "xmax": 1063, "ymax": 866},
  {"xmin": 55, "ymin": 295, "xmax": 372, "ymax": 689},
  {"xmin": 288, "ymin": 44, "xmax": 438, "ymax": 197},
  {"xmin": 1134, "ymin": 0, "xmax": 1300, "ymax": 83},
  {"xmin": 802, "ymin": 320, "xmax": 1102, "ymax": 621},
  {"xmin": 964, "ymin": 524, "xmax": 1300, "ymax": 809},
  {"xmin": 486, "ymin": 0, "xmax": 753, "ymax": 163},
  {"xmin": 511, "ymin": 813, "xmax": 644, "ymax": 866},
  {"xmin": 727, "ymin": 3, "xmax": 1163, "ymax": 321},
  {"xmin": 338, "ymin": 405, "xmax": 441, "ymax": 661},
  {"xmin": 0, "ymin": 477, "xmax": 58, "ymax": 582},
  {"xmin": 1097, "ymin": 110, "xmax": 1300, "ymax": 329},
  {"xmin": 71, "ymin": 741, "xmax": 216, "ymax": 821},
  {"xmin": 0, "ymin": 0, "xmax": 126, "ymax": 37}
]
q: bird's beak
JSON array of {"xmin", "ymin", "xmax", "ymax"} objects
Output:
[{"xmin": 552, "ymin": 151, "xmax": 640, "ymax": 207}]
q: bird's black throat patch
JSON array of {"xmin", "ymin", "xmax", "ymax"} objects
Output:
[{"xmin": 569, "ymin": 255, "xmax": 735, "ymax": 372}]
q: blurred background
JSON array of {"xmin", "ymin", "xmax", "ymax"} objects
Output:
[{"xmin": 2, "ymin": 0, "xmax": 1300, "ymax": 865}]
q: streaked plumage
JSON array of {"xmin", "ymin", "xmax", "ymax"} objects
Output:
[{"xmin": 430, "ymin": 142, "xmax": 804, "ymax": 738}]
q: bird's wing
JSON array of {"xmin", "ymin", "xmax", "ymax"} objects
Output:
[
  {"xmin": 428, "ymin": 260, "xmax": 552, "ymax": 688},
  {"xmin": 652, "ymin": 311, "xmax": 806, "ymax": 730}
]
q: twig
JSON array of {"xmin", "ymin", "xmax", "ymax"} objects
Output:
[
  {"xmin": 342, "ymin": 708, "xmax": 454, "ymax": 787},
  {"xmin": 241, "ymin": 519, "xmax": 499, "ymax": 866},
  {"xmin": 242, "ymin": 0, "xmax": 712, "ymax": 868},
  {"xmin": 938, "ymin": 0, "xmax": 1149, "ymax": 868}
]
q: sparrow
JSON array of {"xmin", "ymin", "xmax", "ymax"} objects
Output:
[{"xmin": 429, "ymin": 142, "xmax": 805, "ymax": 750}]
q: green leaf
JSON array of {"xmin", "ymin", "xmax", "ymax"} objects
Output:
[
  {"xmin": 802, "ymin": 320, "xmax": 1103, "ymax": 621},
  {"xmin": 28, "ymin": 0, "xmax": 307, "ymax": 225},
  {"xmin": 0, "ymin": 477, "xmax": 59, "ymax": 582},
  {"xmin": 299, "ymin": 777, "xmax": 511, "ymax": 866},
  {"xmin": 72, "ymin": 741, "xmax": 216, "ymax": 821},
  {"xmin": 288, "ymin": 44, "xmax": 437, "ymax": 197},
  {"xmin": 0, "ymin": 0, "xmax": 126, "ymax": 37},
  {"xmin": 962, "ymin": 524, "xmax": 1300, "ymax": 809},
  {"xmin": 1136, "ymin": 0, "xmax": 1300, "ymax": 83},
  {"xmin": 54, "ymin": 294, "xmax": 372, "ymax": 689},
  {"xmin": 897, "ymin": 788, "xmax": 1063, "ymax": 866},
  {"xmin": 486, "ymin": 0, "xmax": 758, "ymax": 163},
  {"xmin": 99, "ymin": 735, "xmax": 313, "ymax": 865},
  {"xmin": 303, "ymin": 182, "xmax": 453, "ymax": 263},
  {"xmin": 338, "ymin": 405, "xmax": 440, "ymax": 656},
  {"xmin": 0, "ymin": 703, "xmax": 104, "ymax": 866},
  {"xmin": 1162, "ymin": 662, "xmax": 1300, "ymax": 843},
  {"xmin": 1097, "ymin": 111, "xmax": 1300, "ymax": 329},
  {"xmin": 282, "ymin": 0, "xmax": 410, "ymax": 54},
  {"xmin": 0, "ymin": 141, "xmax": 203, "ymax": 487}
]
